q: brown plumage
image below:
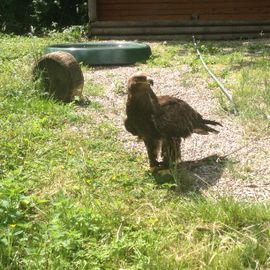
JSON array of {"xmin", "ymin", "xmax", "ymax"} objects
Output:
[{"xmin": 124, "ymin": 71, "xmax": 222, "ymax": 169}]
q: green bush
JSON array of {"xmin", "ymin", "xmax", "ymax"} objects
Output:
[{"xmin": 0, "ymin": 0, "xmax": 88, "ymax": 34}]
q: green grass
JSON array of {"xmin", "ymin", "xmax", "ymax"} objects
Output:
[
  {"xmin": 147, "ymin": 40, "xmax": 270, "ymax": 132},
  {"xmin": 84, "ymin": 78, "xmax": 106, "ymax": 97},
  {"xmin": 0, "ymin": 33, "xmax": 270, "ymax": 269}
]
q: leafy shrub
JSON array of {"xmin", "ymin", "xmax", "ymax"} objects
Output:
[{"xmin": 0, "ymin": 0, "xmax": 88, "ymax": 34}]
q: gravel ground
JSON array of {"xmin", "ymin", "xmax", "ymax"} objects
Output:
[{"xmin": 81, "ymin": 65, "xmax": 270, "ymax": 202}]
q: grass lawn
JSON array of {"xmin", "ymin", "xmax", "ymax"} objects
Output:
[{"xmin": 0, "ymin": 32, "xmax": 270, "ymax": 269}]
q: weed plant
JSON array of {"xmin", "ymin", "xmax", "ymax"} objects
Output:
[{"xmin": 0, "ymin": 34, "xmax": 269, "ymax": 269}]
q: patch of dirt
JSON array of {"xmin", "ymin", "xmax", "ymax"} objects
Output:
[{"xmin": 81, "ymin": 66, "xmax": 270, "ymax": 202}]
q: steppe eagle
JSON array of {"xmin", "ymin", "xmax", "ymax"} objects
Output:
[{"xmin": 124, "ymin": 71, "xmax": 222, "ymax": 170}]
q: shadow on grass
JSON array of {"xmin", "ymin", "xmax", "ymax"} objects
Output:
[{"xmin": 152, "ymin": 154, "xmax": 229, "ymax": 194}]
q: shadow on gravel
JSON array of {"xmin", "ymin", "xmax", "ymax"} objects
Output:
[{"xmin": 152, "ymin": 154, "xmax": 229, "ymax": 193}]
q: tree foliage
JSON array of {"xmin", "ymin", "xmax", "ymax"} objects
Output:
[{"xmin": 0, "ymin": 0, "xmax": 88, "ymax": 34}]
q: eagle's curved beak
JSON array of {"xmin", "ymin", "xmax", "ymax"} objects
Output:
[{"xmin": 147, "ymin": 77, "xmax": 154, "ymax": 86}]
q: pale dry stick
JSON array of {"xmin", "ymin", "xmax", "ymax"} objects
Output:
[
  {"xmin": 207, "ymin": 222, "xmax": 220, "ymax": 265},
  {"xmin": 116, "ymin": 222, "xmax": 123, "ymax": 242},
  {"xmin": 175, "ymin": 242, "xmax": 213, "ymax": 262},
  {"xmin": 33, "ymin": 205, "xmax": 47, "ymax": 216},
  {"xmin": 192, "ymin": 35, "xmax": 238, "ymax": 115},
  {"xmin": 164, "ymin": 210, "xmax": 176, "ymax": 228},
  {"xmin": 219, "ymin": 223, "xmax": 268, "ymax": 255},
  {"xmin": 130, "ymin": 202, "xmax": 157, "ymax": 217},
  {"xmin": 208, "ymin": 252, "xmax": 217, "ymax": 266},
  {"xmin": 220, "ymin": 222, "xmax": 258, "ymax": 243},
  {"xmin": 9, "ymin": 251, "xmax": 19, "ymax": 269}
]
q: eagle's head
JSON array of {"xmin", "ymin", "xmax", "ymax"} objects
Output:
[{"xmin": 127, "ymin": 71, "xmax": 154, "ymax": 95}]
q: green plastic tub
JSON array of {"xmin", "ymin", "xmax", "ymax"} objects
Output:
[{"xmin": 45, "ymin": 42, "xmax": 152, "ymax": 65}]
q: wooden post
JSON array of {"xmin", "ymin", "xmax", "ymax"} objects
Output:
[{"xmin": 88, "ymin": 0, "xmax": 97, "ymax": 22}]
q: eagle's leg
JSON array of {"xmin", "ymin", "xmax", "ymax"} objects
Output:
[
  {"xmin": 161, "ymin": 140, "xmax": 169, "ymax": 168},
  {"xmin": 174, "ymin": 138, "xmax": 181, "ymax": 164},
  {"xmin": 162, "ymin": 138, "xmax": 181, "ymax": 168},
  {"xmin": 143, "ymin": 138, "xmax": 161, "ymax": 170}
]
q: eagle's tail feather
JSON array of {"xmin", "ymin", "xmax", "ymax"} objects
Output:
[
  {"xmin": 194, "ymin": 125, "xmax": 219, "ymax": 135},
  {"xmin": 194, "ymin": 118, "xmax": 222, "ymax": 135},
  {"xmin": 204, "ymin": 125, "xmax": 219, "ymax": 134},
  {"xmin": 203, "ymin": 119, "xmax": 222, "ymax": 127}
]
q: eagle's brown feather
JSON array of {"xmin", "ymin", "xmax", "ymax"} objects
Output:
[{"xmin": 124, "ymin": 72, "xmax": 222, "ymax": 169}]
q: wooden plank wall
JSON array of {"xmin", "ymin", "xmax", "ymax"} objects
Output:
[{"xmin": 97, "ymin": 0, "xmax": 270, "ymax": 21}]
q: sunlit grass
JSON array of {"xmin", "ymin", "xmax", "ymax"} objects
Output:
[{"xmin": 0, "ymin": 33, "xmax": 269, "ymax": 269}]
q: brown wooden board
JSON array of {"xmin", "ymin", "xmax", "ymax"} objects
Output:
[{"xmin": 96, "ymin": 0, "xmax": 270, "ymax": 21}]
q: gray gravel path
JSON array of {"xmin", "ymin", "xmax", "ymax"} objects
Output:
[{"xmin": 82, "ymin": 66, "xmax": 270, "ymax": 202}]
